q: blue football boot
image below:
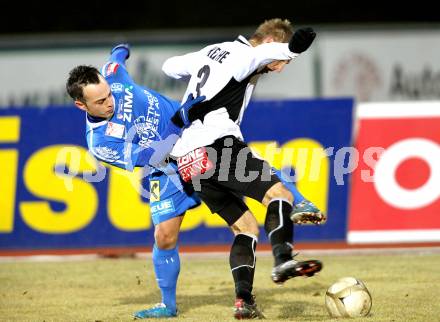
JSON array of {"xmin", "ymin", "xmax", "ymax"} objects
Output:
[
  {"xmin": 290, "ymin": 200, "xmax": 326, "ymax": 225},
  {"xmin": 134, "ymin": 303, "xmax": 177, "ymax": 319}
]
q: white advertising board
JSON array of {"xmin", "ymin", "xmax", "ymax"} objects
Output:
[
  {"xmin": 0, "ymin": 43, "xmax": 315, "ymax": 107},
  {"xmin": 319, "ymin": 29, "xmax": 440, "ymax": 102}
]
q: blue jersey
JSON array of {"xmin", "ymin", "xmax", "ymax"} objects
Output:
[
  {"xmin": 86, "ymin": 52, "xmax": 180, "ymax": 171},
  {"xmin": 85, "ymin": 47, "xmax": 200, "ymax": 224}
]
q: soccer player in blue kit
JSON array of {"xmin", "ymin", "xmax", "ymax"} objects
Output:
[
  {"xmin": 66, "ymin": 43, "xmax": 324, "ymax": 319},
  {"xmin": 66, "ymin": 44, "xmax": 207, "ymax": 318}
]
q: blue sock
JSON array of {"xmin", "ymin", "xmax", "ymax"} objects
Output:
[
  {"xmin": 273, "ymin": 168, "xmax": 305, "ymax": 205},
  {"xmin": 152, "ymin": 244, "xmax": 180, "ymax": 313}
]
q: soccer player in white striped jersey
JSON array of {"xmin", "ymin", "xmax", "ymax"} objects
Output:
[{"xmin": 163, "ymin": 19, "xmax": 324, "ymax": 319}]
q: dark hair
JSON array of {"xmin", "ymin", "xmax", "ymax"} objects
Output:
[{"xmin": 66, "ymin": 65, "xmax": 101, "ymax": 101}]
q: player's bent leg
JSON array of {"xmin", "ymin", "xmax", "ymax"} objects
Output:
[
  {"xmin": 272, "ymin": 168, "xmax": 326, "ymax": 224},
  {"xmin": 264, "ymin": 198, "xmax": 294, "ymax": 265},
  {"xmin": 264, "ymin": 197, "xmax": 323, "ymax": 284},
  {"xmin": 271, "ymin": 167, "xmax": 306, "ymax": 205},
  {"xmin": 266, "ymin": 181, "xmax": 326, "ymax": 225},
  {"xmin": 272, "ymin": 168, "xmax": 326, "ymax": 225},
  {"xmin": 261, "ymin": 182, "xmax": 293, "ymax": 206},
  {"xmin": 236, "ymin": 155, "xmax": 322, "ymax": 285},
  {"xmin": 230, "ymin": 210, "xmax": 260, "ymax": 237}
]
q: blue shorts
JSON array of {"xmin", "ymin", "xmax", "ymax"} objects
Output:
[{"xmin": 148, "ymin": 162, "xmax": 201, "ymax": 225}]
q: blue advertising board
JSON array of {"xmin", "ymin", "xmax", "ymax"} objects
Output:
[{"xmin": 0, "ymin": 98, "xmax": 353, "ymax": 251}]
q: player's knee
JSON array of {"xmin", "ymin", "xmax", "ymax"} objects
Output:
[
  {"xmin": 263, "ymin": 182, "xmax": 293, "ymax": 205},
  {"xmin": 247, "ymin": 225, "xmax": 260, "ymax": 237},
  {"xmin": 231, "ymin": 211, "xmax": 260, "ymax": 237},
  {"xmin": 154, "ymin": 228, "xmax": 178, "ymax": 249},
  {"xmin": 232, "ymin": 224, "xmax": 259, "ymax": 237},
  {"xmin": 244, "ymin": 220, "xmax": 260, "ymax": 237}
]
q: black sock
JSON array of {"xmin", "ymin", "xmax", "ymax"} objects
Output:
[
  {"xmin": 283, "ymin": 210, "xmax": 294, "ymax": 245},
  {"xmin": 230, "ymin": 233, "xmax": 257, "ymax": 304},
  {"xmin": 264, "ymin": 199, "xmax": 294, "ymax": 266}
]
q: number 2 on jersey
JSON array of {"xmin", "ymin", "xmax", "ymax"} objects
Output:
[{"xmin": 195, "ymin": 65, "xmax": 210, "ymax": 97}]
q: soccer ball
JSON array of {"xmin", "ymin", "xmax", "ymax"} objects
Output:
[{"xmin": 325, "ymin": 277, "xmax": 372, "ymax": 318}]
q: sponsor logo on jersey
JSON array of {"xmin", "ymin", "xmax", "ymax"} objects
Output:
[
  {"xmin": 94, "ymin": 146, "xmax": 120, "ymax": 162},
  {"xmin": 150, "ymin": 198, "xmax": 175, "ymax": 217},
  {"xmin": 149, "ymin": 180, "xmax": 160, "ymax": 202},
  {"xmin": 123, "ymin": 86, "xmax": 133, "ymax": 123},
  {"xmin": 105, "ymin": 122, "xmax": 125, "ymax": 139},
  {"xmin": 110, "ymin": 82, "xmax": 124, "ymax": 93},
  {"xmin": 133, "ymin": 116, "xmax": 159, "ymax": 148},
  {"xmin": 177, "ymin": 147, "xmax": 213, "ymax": 182},
  {"xmin": 130, "ymin": 90, "xmax": 161, "ymax": 148}
]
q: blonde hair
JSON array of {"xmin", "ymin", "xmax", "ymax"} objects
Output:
[{"xmin": 250, "ymin": 18, "xmax": 293, "ymax": 44}]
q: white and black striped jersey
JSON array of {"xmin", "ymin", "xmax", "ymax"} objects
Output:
[{"xmin": 162, "ymin": 35, "xmax": 298, "ymax": 157}]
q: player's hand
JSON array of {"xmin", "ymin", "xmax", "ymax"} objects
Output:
[
  {"xmin": 288, "ymin": 27, "xmax": 316, "ymax": 54},
  {"xmin": 177, "ymin": 93, "xmax": 206, "ymax": 127},
  {"xmin": 111, "ymin": 43, "xmax": 130, "ymax": 59}
]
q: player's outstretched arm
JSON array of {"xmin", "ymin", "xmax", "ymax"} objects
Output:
[
  {"xmin": 101, "ymin": 44, "xmax": 133, "ymax": 81},
  {"xmin": 239, "ymin": 27, "xmax": 317, "ymax": 81},
  {"xmin": 162, "ymin": 51, "xmax": 199, "ymax": 80},
  {"xmin": 109, "ymin": 43, "xmax": 130, "ymax": 67}
]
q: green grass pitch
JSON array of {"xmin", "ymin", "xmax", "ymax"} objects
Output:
[{"xmin": 1, "ymin": 251, "xmax": 439, "ymax": 321}]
